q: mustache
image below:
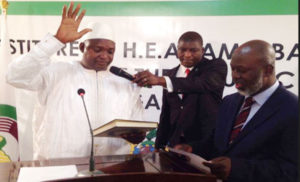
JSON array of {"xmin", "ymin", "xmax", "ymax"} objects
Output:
[
  {"xmin": 233, "ymin": 79, "xmax": 242, "ymax": 84},
  {"xmin": 94, "ymin": 58, "xmax": 111, "ymax": 62},
  {"xmin": 182, "ymin": 59, "xmax": 193, "ymax": 62}
]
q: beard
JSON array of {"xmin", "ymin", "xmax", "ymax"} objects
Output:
[{"xmin": 237, "ymin": 72, "xmax": 264, "ymax": 96}]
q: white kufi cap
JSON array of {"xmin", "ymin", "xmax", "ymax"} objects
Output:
[{"xmin": 80, "ymin": 22, "xmax": 115, "ymax": 42}]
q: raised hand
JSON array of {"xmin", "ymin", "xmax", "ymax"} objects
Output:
[{"xmin": 55, "ymin": 2, "xmax": 91, "ymax": 43}]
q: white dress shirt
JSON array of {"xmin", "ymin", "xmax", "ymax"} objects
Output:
[
  {"xmin": 164, "ymin": 64, "xmax": 194, "ymax": 97},
  {"xmin": 242, "ymin": 81, "xmax": 279, "ymax": 129}
]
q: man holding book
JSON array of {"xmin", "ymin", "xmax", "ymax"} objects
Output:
[
  {"xmin": 6, "ymin": 3, "xmax": 143, "ymax": 160},
  {"xmin": 175, "ymin": 40, "xmax": 298, "ymax": 182}
]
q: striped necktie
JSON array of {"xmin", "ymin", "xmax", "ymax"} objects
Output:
[{"xmin": 229, "ymin": 97, "xmax": 255, "ymax": 144}]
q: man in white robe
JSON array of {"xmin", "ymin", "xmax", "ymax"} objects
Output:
[{"xmin": 6, "ymin": 3, "xmax": 143, "ymax": 160}]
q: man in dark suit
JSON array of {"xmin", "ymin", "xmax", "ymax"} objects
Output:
[
  {"xmin": 176, "ymin": 40, "xmax": 298, "ymax": 182},
  {"xmin": 133, "ymin": 31, "xmax": 227, "ymax": 150}
]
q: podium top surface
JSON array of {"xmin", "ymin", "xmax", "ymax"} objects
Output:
[{"xmin": 1, "ymin": 151, "xmax": 216, "ymax": 182}]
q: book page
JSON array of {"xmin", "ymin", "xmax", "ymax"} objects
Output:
[
  {"xmin": 17, "ymin": 165, "xmax": 78, "ymax": 182},
  {"xmin": 168, "ymin": 147, "xmax": 211, "ymax": 174}
]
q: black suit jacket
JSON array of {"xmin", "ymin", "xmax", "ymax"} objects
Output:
[
  {"xmin": 194, "ymin": 85, "xmax": 298, "ymax": 182},
  {"xmin": 155, "ymin": 57, "xmax": 227, "ymax": 149}
]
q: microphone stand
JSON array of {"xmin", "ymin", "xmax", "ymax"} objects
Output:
[{"xmin": 77, "ymin": 90, "xmax": 103, "ymax": 177}]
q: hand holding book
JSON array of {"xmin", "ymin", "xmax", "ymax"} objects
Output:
[
  {"xmin": 120, "ymin": 131, "xmax": 146, "ymax": 144},
  {"xmin": 203, "ymin": 156, "xmax": 231, "ymax": 180},
  {"xmin": 166, "ymin": 147, "xmax": 211, "ymax": 174},
  {"xmin": 173, "ymin": 144, "xmax": 193, "ymax": 153}
]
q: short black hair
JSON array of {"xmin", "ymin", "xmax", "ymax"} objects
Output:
[{"xmin": 178, "ymin": 31, "xmax": 203, "ymax": 45}]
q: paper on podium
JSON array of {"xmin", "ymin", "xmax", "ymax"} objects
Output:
[
  {"xmin": 168, "ymin": 147, "xmax": 211, "ymax": 174},
  {"xmin": 17, "ymin": 165, "xmax": 78, "ymax": 182}
]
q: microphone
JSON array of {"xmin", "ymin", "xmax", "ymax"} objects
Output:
[
  {"xmin": 77, "ymin": 88, "xmax": 85, "ymax": 96},
  {"xmin": 77, "ymin": 88, "xmax": 102, "ymax": 176},
  {"xmin": 109, "ymin": 66, "xmax": 151, "ymax": 88},
  {"xmin": 109, "ymin": 66, "xmax": 134, "ymax": 81}
]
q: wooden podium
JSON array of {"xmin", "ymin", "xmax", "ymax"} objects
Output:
[{"xmin": 1, "ymin": 151, "xmax": 216, "ymax": 182}]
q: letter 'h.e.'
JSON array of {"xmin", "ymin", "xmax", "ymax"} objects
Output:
[{"xmin": 77, "ymin": 88, "xmax": 103, "ymax": 176}]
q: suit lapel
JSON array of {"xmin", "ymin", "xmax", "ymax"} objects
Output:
[
  {"xmin": 167, "ymin": 65, "xmax": 182, "ymax": 101},
  {"xmin": 226, "ymin": 86, "xmax": 284, "ymax": 152},
  {"xmin": 168, "ymin": 66, "xmax": 179, "ymax": 77},
  {"xmin": 190, "ymin": 58, "xmax": 208, "ymax": 76}
]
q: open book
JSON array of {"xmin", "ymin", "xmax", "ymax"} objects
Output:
[
  {"xmin": 93, "ymin": 119, "xmax": 157, "ymax": 137},
  {"xmin": 167, "ymin": 147, "xmax": 211, "ymax": 174}
]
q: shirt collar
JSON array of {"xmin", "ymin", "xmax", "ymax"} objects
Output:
[
  {"xmin": 77, "ymin": 61, "xmax": 110, "ymax": 75},
  {"xmin": 179, "ymin": 64, "xmax": 194, "ymax": 75},
  {"xmin": 246, "ymin": 81, "xmax": 279, "ymax": 106}
]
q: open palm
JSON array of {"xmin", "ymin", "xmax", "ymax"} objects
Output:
[{"xmin": 55, "ymin": 2, "xmax": 91, "ymax": 43}]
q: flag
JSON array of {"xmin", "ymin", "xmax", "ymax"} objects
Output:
[{"xmin": 0, "ymin": 0, "xmax": 19, "ymax": 162}]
